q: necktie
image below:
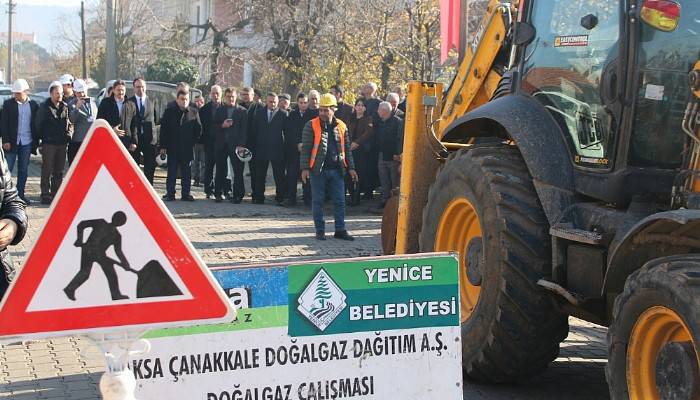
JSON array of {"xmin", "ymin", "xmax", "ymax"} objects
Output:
[
  {"xmin": 268, "ymin": 110, "xmax": 273, "ymax": 123},
  {"xmin": 139, "ymin": 98, "xmax": 144, "ymax": 116}
]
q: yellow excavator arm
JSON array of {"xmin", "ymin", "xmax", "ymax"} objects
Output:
[{"xmin": 385, "ymin": 0, "xmax": 519, "ymax": 255}]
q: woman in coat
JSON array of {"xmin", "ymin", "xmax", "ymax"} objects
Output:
[{"xmin": 347, "ymin": 98, "xmax": 374, "ymax": 206}]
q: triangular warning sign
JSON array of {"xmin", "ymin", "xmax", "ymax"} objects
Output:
[{"xmin": 0, "ymin": 120, "xmax": 235, "ymax": 339}]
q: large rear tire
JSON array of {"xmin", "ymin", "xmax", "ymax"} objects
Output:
[
  {"xmin": 607, "ymin": 255, "xmax": 700, "ymax": 400},
  {"xmin": 419, "ymin": 144, "xmax": 568, "ymax": 382}
]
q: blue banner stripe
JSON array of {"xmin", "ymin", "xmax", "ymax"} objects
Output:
[{"xmin": 213, "ymin": 267, "xmax": 289, "ymax": 307}]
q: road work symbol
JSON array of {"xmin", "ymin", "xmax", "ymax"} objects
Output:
[
  {"xmin": 0, "ymin": 121, "xmax": 234, "ymax": 339},
  {"xmin": 63, "ymin": 211, "xmax": 183, "ymax": 302}
]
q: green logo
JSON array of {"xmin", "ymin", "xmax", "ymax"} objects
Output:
[{"xmin": 297, "ymin": 269, "xmax": 346, "ymax": 331}]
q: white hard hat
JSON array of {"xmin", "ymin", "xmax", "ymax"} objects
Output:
[
  {"xmin": 156, "ymin": 153, "xmax": 168, "ymax": 167},
  {"xmin": 236, "ymin": 147, "xmax": 253, "ymax": 163},
  {"xmin": 11, "ymin": 79, "xmax": 29, "ymax": 93},
  {"xmin": 48, "ymin": 81, "xmax": 63, "ymax": 94},
  {"xmin": 73, "ymin": 79, "xmax": 87, "ymax": 93},
  {"xmin": 59, "ymin": 74, "xmax": 74, "ymax": 85}
]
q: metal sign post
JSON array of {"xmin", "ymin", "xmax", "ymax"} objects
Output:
[{"xmin": 89, "ymin": 331, "xmax": 150, "ymax": 400}]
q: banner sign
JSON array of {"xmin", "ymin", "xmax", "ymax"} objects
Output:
[{"xmin": 132, "ymin": 254, "xmax": 463, "ymax": 400}]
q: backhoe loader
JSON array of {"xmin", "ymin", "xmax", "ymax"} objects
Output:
[{"xmin": 384, "ymin": 0, "xmax": 700, "ymax": 398}]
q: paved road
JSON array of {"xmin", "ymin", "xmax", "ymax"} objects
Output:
[{"xmin": 1, "ymin": 157, "xmax": 610, "ymax": 399}]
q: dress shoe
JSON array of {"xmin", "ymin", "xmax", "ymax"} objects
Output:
[
  {"xmin": 214, "ymin": 195, "xmax": 223, "ymax": 203},
  {"xmin": 231, "ymin": 197, "xmax": 243, "ymax": 204},
  {"xmin": 334, "ymin": 230, "xmax": 355, "ymax": 241},
  {"xmin": 282, "ymin": 199, "xmax": 297, "ymax": 207},
  {"xmin": 315, "ymin": 232, "xmax": 326, "ymax": 241},
  {"xmin": 193, "ymin": 179, "xmax": 201, "ymax": 187},
  {"xmin": 162, "ymin": 194, "xmax": 176, "ymax": 201},
  {"xmin": 181, "ymin": 194, "xmax": 195, "ymax": 201},
  {"xmin": 112, "ymin": 294, "xmax": 129, "ymax": 301},
  {"xmin": 40, "ymin": 196, "xmax": 52, "ymax": 205},
  {"xmin": 20, "ymin": 196, "xmax": 32, "ymax": 205},
  {"xmin": 252, "ymin": 198, "xmax": 265, "ymax": 205}
]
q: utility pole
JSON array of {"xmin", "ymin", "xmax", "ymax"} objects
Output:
[
  {"xmin": 6, "ymin": 0, "xmax": 15, "ymax": 83},
  {"xmin": 80, "ymin": 0, "xmax": 87, "ymax": 78},
  {"xmin": 105, "ymin": 0, "xmax": 116, "ymax": 83}
]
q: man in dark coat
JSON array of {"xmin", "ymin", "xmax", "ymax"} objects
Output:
[
  {"xmin": 159, "ymin": 91, "xmax": 201, "ymax": 202},
  {"xmin": 0, "ymin": 138, "xmax": 29, "ymax": 300},
  {"xmin": 213, "ymin": 87, "xmax": 248, "ymax": 203},
  {"xmin": 282, "ymin": 93, "xmax": 311, "ymax": 206},
  {"xmin": 374, "ymin": 101, "xmax": 404, "ymax": 207},
  {"xmin": 35, "ymin": 81, "xmax": 72, "ymax": 204},
  {"xmin": 249, "ymin": 92, "xmax": 288, "ymax": 204},
  {"xmin": 1, "ymin": 79, "xmax": 39, "ymax": 204},
  {"xmin": 330, "ymin": 85, "xmax": 353, "ymax": 124},
  {"xmin": 239, "ymin": 86, "xmax": 263, "ymax": 197},
  {"xmin": 201, "ymin": 85, "xmax": 222, "ymax": 198},
  {"xmin": 97, "ymin": 79, "xmax": 138, "ymax": 152},
  {"xmin": 129, "ymin": 78, "xmax": 159, "ymax": 184}
]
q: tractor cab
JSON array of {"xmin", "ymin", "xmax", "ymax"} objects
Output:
[{"xmin": 519, "ymin": 0, "xmax": 698, "ymax": 206}]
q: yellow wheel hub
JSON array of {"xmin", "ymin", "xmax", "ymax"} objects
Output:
[
  {"xmin": 434, "ymin": 197, "xmax": 482, "ymax": 323},
  {"xmin": 627, "ymin": 306, "xmax": 699, "ymax": 399}
]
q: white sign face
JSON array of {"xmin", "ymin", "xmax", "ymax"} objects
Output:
[
  {"xmin": 132, "ymin": 255, "xmax": 463, "ymax": 400},
  {"xmin": 28, "ymin": 166, "xmax": 192, "ymax": 311},
  {"xmin": 133, "ymin": 326, "xmax": 462, "ymax": 400}
]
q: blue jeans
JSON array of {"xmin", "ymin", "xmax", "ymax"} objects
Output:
[
  {"xmin": 166, "ymin": 155, "xmax": 192, "ymax": 197},
  {"xmin": 6, "ymin": 144, "xmax": 32, "ymax": 198},
  {"xmin": 310, "ymin": 168, "xmax": 346, "ymax": 233}
]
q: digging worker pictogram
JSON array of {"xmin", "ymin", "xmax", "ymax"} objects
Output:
[{"xmin": 64, "ymin": 211, "xmax": 131, "ymax": 301}]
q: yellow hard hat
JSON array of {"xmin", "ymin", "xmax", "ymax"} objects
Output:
[{"xmin": 319, "ymin": 93, "xmax": 338, "ymax": 108}]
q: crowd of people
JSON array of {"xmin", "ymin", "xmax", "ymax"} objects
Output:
[{"xmin": 0, "ymin": 76, "xmax": 407, "ymax": 240}]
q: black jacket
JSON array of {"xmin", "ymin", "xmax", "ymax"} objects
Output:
[
  {"xmin": 159, "ymin": 106, "xmax": 201, "ymax": 162},
  {"xmin": 35, "ymin": 100, "xmax": 71, "ymax": 145},
  {"xmin": 374, "ymin": 115, "xmax": 404, "ymax": 161},
  {"xmin": 335, "ymin": 101, "xmax": 354, "ymax": 125},
  {"xmin": 213, "ymin": 104, "xmax": 248, "ymax": 149},
  {"xmin": 199, "ymin": 101, "xmax": 221, "ymax": 146},
  {"xmin": 249, "ymin": 107, "xmax": 288, "ymax": 161},
  {"xmin": 97, "ymin": 96, "xmax": 138, "ymax": 147},
  {"xmin": 0, "ymin": 144, "xmax": 28, "ymax": 295},
  {"xmin": 283, "ymin": 109, "xmax": 313, "ymax": 156},
  {"xmin": 1, "ymin": 98, "xmax": 39, "ymax": 153},
  {"xmin": 243, "ymin": 101, "xmax": 264, "ymax": 150},
  {"xmin": 129, "ymin": 95, "xmax": 159, "ymax": 146}
]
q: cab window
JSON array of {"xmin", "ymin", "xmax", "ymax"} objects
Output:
[{"xmin": 522, "ymin": 0, "xmax": 621, "ymax": 167}]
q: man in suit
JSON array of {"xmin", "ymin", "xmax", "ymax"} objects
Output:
[
  {"xmin": 201, "ymin": 85, "xmax": 222, "ymax": 198},
  {"xmin": 282, "ymin": 92, "xmax": 311, "ymax": 206},
  {"xmin": 1, "ymin": 79, "xmax": 39, "ymax": 204},
  {"xmin": 330, "ymin": 85, "xmax": 353, "ymax": 124},
  {"xmin": 129, "ymin": 78, "xmax": 159, "ymax": 184},
  {"xmin": 159, "ymin": 90, "xmax": 201, "ymax": 202},
  {"xmin": 97, "ymin": 80, "xmax": 137, "ymax": 152},
  {"xmin": 249, "ymin": 92, "xmax": 288, "ymax": 205},
  {"xmin": 239, "ymin": 86, "xmax": 263, "ymax": 198},
  {"xmin": 213, "ymin": 87, "xmax": 248, "ymax": 203}
]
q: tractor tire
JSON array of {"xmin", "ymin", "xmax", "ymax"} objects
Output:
[
  {"xmin": 419, "ymin": 144, "xmax": 568, "ymax": 382},
  {"xmin": 607, "ymin": 255, "xmax": 700, "ymax": 400}
]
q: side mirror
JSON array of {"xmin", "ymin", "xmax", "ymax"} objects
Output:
[{"xmin": 640, "ymin": 0, "xmax": 681, "ymax": 32}]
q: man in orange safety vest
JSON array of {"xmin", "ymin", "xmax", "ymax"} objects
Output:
[{"xmin": 300, "ymin": 93, "xmax": 358, "ymax": 241}]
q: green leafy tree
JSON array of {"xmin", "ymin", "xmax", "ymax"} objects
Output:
[{"xmin": 145, "ymin": 54, "xmax": 199, "ymax": 84}]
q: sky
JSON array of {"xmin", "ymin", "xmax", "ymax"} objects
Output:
[{"xmin": 0, "ymin": 0, "xmax": 86, "ymax": 50}]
